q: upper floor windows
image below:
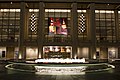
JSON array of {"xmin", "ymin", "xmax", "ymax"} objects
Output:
[
  {"xmin": 0, "ymin": 9, "xmax": 20, "ymax": 42},
  {"xmin": 44, "ymin": 9, "xmax": 71, "ymax": 43},
  {"xmin": 95, "ymin": 10, "xmax": 115, "ymax": 42}
]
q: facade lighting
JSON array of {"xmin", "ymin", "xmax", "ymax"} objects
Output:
[
  {"xmin": 78, "ymin": 13, "xmax": 86, "ymax": 33},
  {"xmin": 30, "ymin": 13, "xmax": 37, "ymax": 33},
  {"xmin": 77, "ymin": 10, "xmax": 86, "ymax": 13},
  {"xmin": 0, "ymin": 9, "xmax": 20, "ymax": 12},
  {"xmin": 45, "ymin": 9, "xmax": 70, "ymax": 12},
  {"xmin": 95, "ymin": 10, "xmax": 114, "ymax": 13},
  {"xmin": 29, "ymin": 9, "xmax": 39, "ymax": 12},
  {"xmin": 10, "ymin": 2, "xmax": 13, "ymax": 4}
]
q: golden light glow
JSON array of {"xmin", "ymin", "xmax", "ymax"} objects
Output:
[
  {"xmin": 45, "ymin": 9, "xmax": 70, "ymax": 12},
  {"xmin": 29, "ymin": 9, "xmax": 39, "ymax": 12},
  {"xmin": 95, "ymin": 10, "xmax": 114, "ymax": 13},
  {"xmin": 77, "ymin": 10, "xmax": 86, "ymax": 13},
  {"xmin": 0, "ymin": 9, "xmax": 20, "ymax": 12}
]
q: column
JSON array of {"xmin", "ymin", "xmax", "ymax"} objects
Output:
[
  {"xmin": 115, "ymin": 10, "xmax": 119, "ymax": 41},
  {"xmin": 24, "ymin": 8, "xmax": 29, "ymax": 40},
  {"xmin": 114, "ymin": 10, "xmax": 120, "ymax": 59},
  {"xmin": 88, "ymin": 3, "xmax": 96, "ymax": 59},
  {"xmin": 38, "ymin": 2, "xmax": 45, "ymax": 58},
  {"xmin": 86, "ymin": 9, "xmax": 90, "ymax": 40},
  {"xmin": 118, "ymin": 47, "xmax": 120, "ymax": 58},
  {"xmin": 77, "ymin": 47, "xmax": 82, "ymax": 58},
  {"xmin": 71, "ymin": 3, "xmax": 78, "ymax": 58},
  {"xmin": 19, "ymin": 2, "xmax": 26, "ymax": 60}
]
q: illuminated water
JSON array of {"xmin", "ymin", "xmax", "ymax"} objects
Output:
[{"xmin": 0, "ymin": 62, "xmax": 120, "ymax": 80}]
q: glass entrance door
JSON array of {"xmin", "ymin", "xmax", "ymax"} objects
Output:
[{"xmin": 43, "ymin": 46, "xmax": 72, "ymax": 59}]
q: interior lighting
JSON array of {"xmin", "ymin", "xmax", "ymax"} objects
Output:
[
  {"xmin": 30, "ymin": 13, "xmax": 37, "ymax": 33},
  {"xmin": 61, "ymin": 19, "xmax": 67, "ymax": 29},
  {"xmin": 95, "ymin": 10, "xmax": 114, "ymax": 13},
  {"xmin": 61, "ymin": 19, "xmax": 67, "ymax": 35},
  {"xmin": 49, "ymin": 46, "xmax": 53, "ymax": 51},
  {"xmin": 45, "ymin": 9, "xmax": 70, "ymax": 12},
  {"xmin": 29, "ymin": 9, "xmax": 39, "ymax": 12},
  {"xmin": 55, "ymin": 47, "xmax": 59, "ymax": 52},
  {"xmin": 118, "ymin": 11, "xmax": 120, "ymax": 13},
  {"xmin": 66, "ymin": 48, "xmax": 71, "ymax": 52},
  {"xmin": 78, "ymin": 13, "xmax": 86, "ymax": 33},
  {"xmin": 0, "ymin": 9, "xmax": 20, "ymax": 12},
  {"xmin": 49, "ymin": 18, "xmax": 55, "ymax": 34},
  {"xmin": 19, "ymin": 54, "xmax": 22, "ymax": 59},
  {"xmin": 93, "ymin": 54, "xmax": 96, "ymax": 59},
  {"xmin": 10, "ymin": 2, "xmax": 13, "ymax": 4},
  {"xmin": 77, "ymin": 10, "xmax": 86, "ymax": 13}
]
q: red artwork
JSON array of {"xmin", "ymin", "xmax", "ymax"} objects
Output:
[{"xmin": 49, "ymin": 18, "xmax": 67, "ymax": 35}]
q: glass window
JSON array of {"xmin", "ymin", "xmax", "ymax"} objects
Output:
[
  {"xmin": 77, "ymin": 10, "xmax": 87, "ymax": 41},
  {"xmin": 43, "ymin": 46, "xmax": 72, "ymax": 59},
  {"xmin": 118, "ymin": 11, "xmax": 120, "ymax": 39},
  {"xmin": 95, "ymin": 10, "xmax": 115, "ymax": 42},
  {"xmin": 28, "ymin": 9, "xmax": 39, "ymax": 41},
  {"xmin": 100, "ymin": 13, "xmax": 105, "ymax": 19},
  {"xmin": 0, "ymin": 9, "xmax": 20, "ymax": 41}
]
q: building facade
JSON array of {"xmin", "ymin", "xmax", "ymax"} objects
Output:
[{"xmin": 0, "ymin": 0, "xmax": 120, "ymax": 61}]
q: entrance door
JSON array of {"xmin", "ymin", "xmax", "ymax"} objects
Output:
[
  {"xmin": 108, "ymin": 48, "xmax": 118, "ymax": 60},
  {"xmin": 43, "ymin": 46, "xmax": 72, "ymax": 59}
]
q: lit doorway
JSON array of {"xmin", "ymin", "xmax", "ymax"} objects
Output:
[
  {"xmin": 108, "ymin": 47, "xmax": 118, "ymax": 59},
  {"xmin": 26, "ymin": 47, "xmax": 38, "ymax": 59},
  {"xmin": 0, "ymin": 47, "xmax": 6, "ymax": 59},
  {"xmin": 43, "ymin": 46, "xmax": 72, "ymax": 59}
]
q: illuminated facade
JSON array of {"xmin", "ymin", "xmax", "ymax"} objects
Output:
[{"xmin": 0, "ymin": 0, "xmax": 120, "ymax": 62}]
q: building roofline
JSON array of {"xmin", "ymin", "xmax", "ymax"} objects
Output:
[{"xmin": 0, "ymin": 0, "xmax": 120, "ymax": 3}]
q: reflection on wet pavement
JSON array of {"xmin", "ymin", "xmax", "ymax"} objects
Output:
[{"xmin": 0, "ymin": 62, "xmax": 120, "ymax": 80}]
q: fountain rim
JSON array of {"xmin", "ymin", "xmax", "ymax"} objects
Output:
[{"xmin": 5, "ymin": 62, "xmax": 115, "ymax": 74}]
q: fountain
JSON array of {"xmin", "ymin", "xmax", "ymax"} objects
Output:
[{"xmin": 5, "ymin": 59, "xmax": 115, "ymax": 75}]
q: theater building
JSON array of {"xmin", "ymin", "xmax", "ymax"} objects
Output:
[{"xmin": 0, "ymin": 0, "xmax": 120, "ymax": 62}]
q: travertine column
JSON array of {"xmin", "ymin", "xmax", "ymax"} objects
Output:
[
  {"xmin": 118, "ymin": 47, "xmax": 120, "ymax": 58},
  {"xmin": 38, "ymin": 2, "xmax": 45, "ymax": 58},
  {"xmin": 114, "ymin": 10, "xmax": 120, "ymax": 59},
  {"xmin": 115, "ymin": 10, "xmax": 119, "ymax": 41},
  {"xmin": 71, "ymin": 3, "xmax": 78, "ymax": 58},
  {"xmin": 19, "ymin": 2, "xmax": 27, "ymax": 60},
  {"xmin": 88, "ymin": 3, "xmax": 96, "ymax": 59}
]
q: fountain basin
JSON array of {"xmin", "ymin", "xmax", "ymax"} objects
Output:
[{"xmin": 5, "ymin": 62, "xmax": 115, "ymax": 75}]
